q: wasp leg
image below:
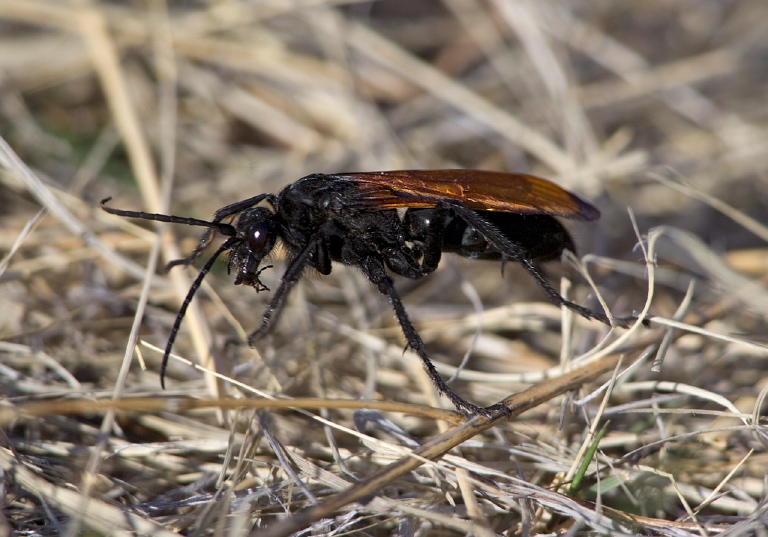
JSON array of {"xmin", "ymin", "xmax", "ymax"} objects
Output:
[
  {"xmin": 443, "ymin": 201, "xmax": 631, "ymax": 328},
  {"xmin": 360, "ymin": 254, "xmax": 489, "ymax": 417},
  {"xmin": 248, "ymin": 235, "xmax": 327, "ymax": 344}
]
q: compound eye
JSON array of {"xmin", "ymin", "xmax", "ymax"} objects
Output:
[{"xmin": 247, "ymin": 221, "xmax": 272, "ymax": 253}]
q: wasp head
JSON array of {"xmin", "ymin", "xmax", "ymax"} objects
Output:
[{"xmin": 228, "ymin": 207, "xmax": 278, "ymax": 291}]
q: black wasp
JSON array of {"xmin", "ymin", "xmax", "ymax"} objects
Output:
[{"xmin": 102, "ymin": 169, "xmax": 631, "ymax": 415}]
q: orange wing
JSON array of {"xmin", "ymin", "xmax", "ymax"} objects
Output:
[{"xmin": 336, "ymin": 169, "xmax": 599, "ymax": 221}]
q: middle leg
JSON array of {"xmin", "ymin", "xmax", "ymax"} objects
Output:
[{"xmin": 359, "ymin": 254, "xmax": 489, "ymax": 416}]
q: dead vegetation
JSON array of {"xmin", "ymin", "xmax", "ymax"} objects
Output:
[{"xmin": 1, "ymin": 1, "xmax": 768, "ymax": 535}]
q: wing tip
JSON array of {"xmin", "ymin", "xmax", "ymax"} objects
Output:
[{"xmin": 575, "ymin": 197, "xmax": 601, "ymax": 221}]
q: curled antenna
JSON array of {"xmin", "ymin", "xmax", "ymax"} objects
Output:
[
  {"xmin": 100, "ymin": 198, "xmax": 237, "ymax": 237},
  {"xmin": 101, "ymin": 196, "xmax": 271, "ymax": 385},
  {"xmin": 158, "ymin": 238, "xmax": 237, "ymax": 387}
]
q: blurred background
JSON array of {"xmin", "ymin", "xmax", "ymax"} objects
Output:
[{"xmin": 1, "ymin": 1, "xmax": 767, "ymax": 535}]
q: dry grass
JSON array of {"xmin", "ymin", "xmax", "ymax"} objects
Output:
[{"xmin": 1, "ymin": 1, "xmax": 768, "ymax": 535}]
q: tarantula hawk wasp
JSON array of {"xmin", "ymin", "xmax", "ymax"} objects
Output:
[{"xmin": 102, "ymin": 169, "xmax": 633, "ymax": 416}]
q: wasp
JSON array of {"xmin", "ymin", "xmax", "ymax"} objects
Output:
[{"xmin": 102, "ymin": 169, "xmax": 631, "ymax": 415}]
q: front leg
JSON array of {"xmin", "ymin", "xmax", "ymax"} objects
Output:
[
  {"xmin": 248, "ymin": 234, "xmax": 326, "ymax": 344},
  {"xmin": 359, "ymin": 254, "xmax": 488, "ymax": 416}
]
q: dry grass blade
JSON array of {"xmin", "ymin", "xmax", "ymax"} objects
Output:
[
  {"xmin": 0, "ymin": 448, "xmax": 180, "ymax": 537},
  {"xmin": 1, "ymin": 1, "xmax": 767, "ymax": 535},
  {"xmin": 253, "ymin": 346, "xmax": 630, "ymax": 537},
  {"xmin": 0, "ymin": 135, "xmax": 148, "ymax": 280}
]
